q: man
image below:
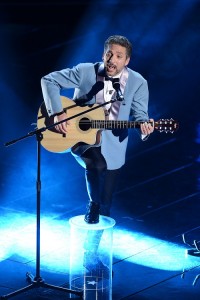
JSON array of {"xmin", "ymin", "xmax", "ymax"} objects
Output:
[{"xmin": 41, "ymin": 35, "xmax": 154, "ymax": 224}]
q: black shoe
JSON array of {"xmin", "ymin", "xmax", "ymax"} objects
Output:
[{"xmin": 84, "ymin": 202, "xmax": 100, "ymax": 224}]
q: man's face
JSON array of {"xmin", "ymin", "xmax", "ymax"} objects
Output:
[{"xmin": 103, "ymin": 43, "xmax": 130, "ymax": 77}]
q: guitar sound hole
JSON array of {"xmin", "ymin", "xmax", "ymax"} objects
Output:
[{"xmin": 79, "ymin": 117, "xmax": 92, "ymax": 131}]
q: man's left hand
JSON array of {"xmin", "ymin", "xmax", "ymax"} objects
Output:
[{"xmin": 140, "ymin": 118, "xmax": 154, "ymax": 135}]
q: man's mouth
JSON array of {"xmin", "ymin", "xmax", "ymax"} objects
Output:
[{"xmin": 107, "ymin": 64, "xmax": 116, "ymax": 72}]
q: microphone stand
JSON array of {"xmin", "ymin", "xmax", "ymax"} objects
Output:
[{"xmin": 1, "ymin": 96, "xmax": 121, "ymax": 299}]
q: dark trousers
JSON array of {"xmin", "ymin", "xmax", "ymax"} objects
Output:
[{"xmin": 76, "ymin": 146, "xmax": 121, "ymax": 217}]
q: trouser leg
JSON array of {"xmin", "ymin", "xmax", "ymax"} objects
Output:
[
  {"xmin": 78, "ymin": 146, "xmax": 107, "ymax": 203},
  {"xmin": 76, "ymin": 146, "xmax": 121, "ymax": 217},
  {"xmin": 85, "ymin": 168, "xmax": 120, "ymax": 217},
  {"xmin": 100, "ymin": 168, "xmax": 121, "ymax": 216}
]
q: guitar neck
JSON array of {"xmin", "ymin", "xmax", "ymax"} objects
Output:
[{"xmin": 91, "ymin": 120, "xmax": 150, "ymax": 129}]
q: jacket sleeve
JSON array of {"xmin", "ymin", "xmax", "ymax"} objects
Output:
[
  {"xmin": 41, "ymin": 64, "xmax": 83, "ymax": 116},
  {"xmin": 130, "ymin": 78, "xmax": 150, "ymax": 141},
  {"xmin": 130, "ymin": 78, "xmax": 149, "ymax": 122}
]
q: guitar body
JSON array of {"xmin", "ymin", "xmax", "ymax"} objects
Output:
[
  {"xmin": 37, "ymin": 96, "xmax": 105, "ymax": 153},
  {"xmin": 37, "ymin": 96, "xmax": 179, "ymax": 153}
]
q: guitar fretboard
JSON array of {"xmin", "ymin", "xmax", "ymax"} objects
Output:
[{"xmin": 91, "ymin": 120, "xmax": 146, "ymax": 129}]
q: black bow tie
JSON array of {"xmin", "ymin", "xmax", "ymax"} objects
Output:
[
  {"xmin": 105, "ymin": 76, "xmax": 119, "ymax": 83},
  {"xmin": 105, "ymin": 76, "xmax": 113, "ymax": 81}
]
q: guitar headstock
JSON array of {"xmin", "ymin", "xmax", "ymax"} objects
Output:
[{"xmin": 154, "ymin": 118, "xmax": 179, "ymax": 133}]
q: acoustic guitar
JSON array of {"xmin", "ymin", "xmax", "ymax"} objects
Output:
[{"xmin": 37, "ymin": 96, "xmax": 179, "ymax": 153}]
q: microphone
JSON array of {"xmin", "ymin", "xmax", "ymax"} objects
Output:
[{"xmin": 112, "ymin": 79, "xmax": 125, "ymax": 105}]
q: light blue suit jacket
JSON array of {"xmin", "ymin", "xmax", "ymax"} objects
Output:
[{"xmin": 41, "ymin": 62, "xmax": 149, "ymax": 170}]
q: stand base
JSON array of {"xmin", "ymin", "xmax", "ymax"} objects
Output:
[{"xmin": 0, "ymin": 272, "xmax": 83, "ymax": 299}]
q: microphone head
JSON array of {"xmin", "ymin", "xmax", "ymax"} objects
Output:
[{"xmin": 112, "ymin": 80, "xmax": 120, "ymax": 91}]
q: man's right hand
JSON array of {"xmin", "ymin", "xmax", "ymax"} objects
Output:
[{"xmin": 54, "ymin": 112, "xmax": 69, "ymax": 134}]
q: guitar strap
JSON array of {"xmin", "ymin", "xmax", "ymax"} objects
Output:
[{"xmin": 94, "ymin": 62, "xmax": 100, "ymax": 78}]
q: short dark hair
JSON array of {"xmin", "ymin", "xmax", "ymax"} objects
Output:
[{"xmin": 104, "ymin": 35, "xmax": 132, "ymax": 58}]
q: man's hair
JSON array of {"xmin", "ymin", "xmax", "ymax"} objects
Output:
[{"xmin": 104, "ymin": 35, "xmax": 132, "ymax": 58}]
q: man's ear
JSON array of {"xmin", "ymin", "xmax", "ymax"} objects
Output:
[{"xmin": 125, "ymin": 57, "xmax": 130, "ymax": 66}]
